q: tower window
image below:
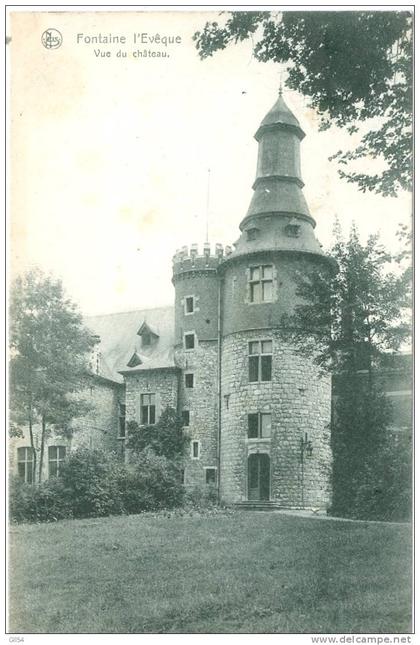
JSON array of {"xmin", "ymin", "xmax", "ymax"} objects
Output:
[
  {"xmin": 182, "ymin": 410, "xmax": 190, "ymax": 427},
  {"xmin": 48, "ymin": 446, "xmax": 66, "ymax": 478},
  {"xmin": 248, "ymin": 413, "xmax": 272, "ymax": 439},
  {"xmin": 184, "ymin": 333, "xmax": 195, "ymax": 350},
  {"xmin": 205, "ymin": 467, "xmax": 217, "ymax": 484},
  {"xmin": 191, "ymin": 440, "xmax": 200, "ymax": 459},
  {"xmin": 185, "ymin": 373, "xmax": 194, "ymax": 388},
  {"xmin": 249, "ymin": 340, "xmax": 272, "ymax": 382},
  {"xmin": 140, "ymin": 393, "xmax": 156, "ymax": 425},
  {"xmin": 17, "ymin": 447, "xmax": 34, "ymax": 484},
  {"xmin": 249, "ymin": 265, "xmax": 273, "ymax": 303},
  {"xmin": 184, "ymin": 296, "xmax": 195, "ymax": 315},
  {"xmin": 118, "ymin": 403, "xmax": 126, "ymax": 438},
  {"xmin": 247, "ymin": 227, "xmax": 259, "ymax": 241},
  {"xmin": 285, "ymin": 221, "xmax": 301, "ymax": 238}
]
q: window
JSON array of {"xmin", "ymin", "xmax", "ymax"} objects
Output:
[
  {"xmin": 185, "ymin": 373, "xmax": 194, "ymax": 388},
  {"xmin": 249, "ymin": 265, "xmax": 273, "ymax": 303},
  {"xmin": 48, "ymin": 446, "xmax": 66, "ymax": 478},
  {"xmin": 205, "ymin": 468, "xmax": 217, "ymax": 484},
  {"xmin": 141, "ymin": 393, "xmax": 156, "ymax": 425},
  {"xmin": 17, "ymin": 447, "xmax": 34, "ymax": 484},
  {"xmin": 248, "ymin": 413, "xmax": 272, "ymax": 439},
  {"xmin": 182, "ymin": 410, "xmax": 190, "ymax": 427},
  {"xmin": 184, "ymin": 333, "xmax": 195, "ymax": 350},
  {"xmin": 118, "ymin": 403, "xmax": 126, "ymax": 438},
  {"xmin": 249, "ymin": 340, "xmax": 272, "ymax": 382},
  {"xmin": 247, "ymin": 227, "xmax": 259, "ymax": 241},
  {"xmin": 285, "ymin": 223, "xmax": 301, "ymax": 238},
  {"xmin": 180, "ymin": 468, "xmax": 185, "ymax": 485},
  {"xmin": 191, "ymin": 440, "xmax": 200, "ymax": 459},
  {"xmin": 142, "ymin": 333, "xmax": 151, "ymax": 347},
  {"xmin": 184, "ymin": 296, "xmax": 195, "ymax": 315},
  {"xmin": 224, "ymin": 394, "xmax": 230, "ymax": 409}
]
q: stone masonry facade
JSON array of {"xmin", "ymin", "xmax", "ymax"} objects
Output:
[{"xmin": 221, "ymin": 330, "xmax": 331, "ymax": 507}]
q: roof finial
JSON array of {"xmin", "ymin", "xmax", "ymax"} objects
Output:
[{"xmin": 279, "ymin": 66, "xmax": 285, "ymax": 95}]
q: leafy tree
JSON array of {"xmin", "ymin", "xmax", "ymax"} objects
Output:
[
  {"xmin": 194, "ymin": 11, "xmax": 412, "ymax": 196},
  {"xmin": 9, "ymin": 269, "xmax": 97, "ymax": 483},
  {"xmin": 283, "ymin": 222, "xmax": 411, "ymax": 518},
  {"xmin": 127, "ymin": 407, "xmax": 187, "ymax": 461}
]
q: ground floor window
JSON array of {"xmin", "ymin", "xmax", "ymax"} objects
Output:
[
  {"xmin": 17, "ymin": 447, "xmax": 34, "ymax": 484},
  {"xmin": 48, "ymin": 446, "xmax": 66, "ymax": 478},
  {"xmin": 205, "ymin": 467, "xmax": 217, "ymax": 484},
  {"xmin": 118, "ymin": 403, "xmax": 126, "ymax": 438}
]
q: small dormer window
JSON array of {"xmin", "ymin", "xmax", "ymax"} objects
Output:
[
  {"xmin": 247, "ymin": 227, "xmax": 259, "ymax": 241},
  {"xmin": 285, "ymin": 220, "xmax": 301, "ymax": 238},
  {"xmin": 137, "ymin": 321, "xmax": 159, "ymax": 347},
  {"xmin": 127, "ymin": 352, "xmax": 142, "ymax": 368}
]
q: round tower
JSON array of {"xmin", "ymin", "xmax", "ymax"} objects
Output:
[
  {"xmin": 219, "ymin": 90, "xmax": 333, "ymax": 509},
  {"xmin": 172, "ymin": 243, "xmax": 223, "ymax": 488}
]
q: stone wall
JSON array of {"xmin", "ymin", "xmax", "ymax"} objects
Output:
[
  {"xmin": 124, "ymin": 369, "xmax": 179, "ymax": 429},
  {"xmin": 220, "ymin": 329, "xmax": 332, "ymax": 508},
  {"xmin": 175, "ymin": 341, "xmax": 218, "ymax": 487},
  {"xmin": 9, "ymin": 377, "xmax": 123, "ymax": 482}
]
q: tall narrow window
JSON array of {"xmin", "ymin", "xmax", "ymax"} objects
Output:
[
  {"xmin": 48, "ymin": 446, "xmax": 66, "ymax": 478},
  {"xmin": 141, "ymin": 393, "xmax": 156, "ymax": 425},
  {"xmin": 182, "ymin": 410, "xmax": 190, "ymax": 427},
  {"xmin": 118, "ymin": 403, "xmax": 126, "ymax": 438},
  {"xmin": 247, "ymin": 413, "xmax": 272, "ymax": 439},
  {"xmin": 185, "ymin": 373, "xmax": 194, "ymax": 388},
  {"xmin": 184, "ymin": 296, "xmax": 195, "ymax": 314},
  {"xmin": 191, "ymin": 440, "xmax": 200, "ymax": 459},
  {"xmin": 17, "ymin": 447, "xmax": 34, "ymax": 484},
  {"xmin": 248, "ymin": 340, "xmax": 272, "ymax": 382},
  {"xmin": 249, "ymin": 265, "xmax": 274, "ymax": 303}
]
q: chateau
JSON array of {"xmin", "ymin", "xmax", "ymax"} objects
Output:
[{"xmin": 11, "ymin": 90, "xmax": 411, "ymax": 509}]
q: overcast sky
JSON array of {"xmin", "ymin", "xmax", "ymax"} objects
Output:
[{"xmin": 10, "ymin": 10, "xmax": 412, "ymax": 316}]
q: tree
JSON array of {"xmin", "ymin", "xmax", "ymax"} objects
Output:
[
  {"xmin": 9, "ymin": 269, "xmax": 97, "ymax": 483},
  {"xmin": 194, "ymin": 11, "xmax": 412, "ymax": 196},
  {"xmin": 283, "ymin": 222, "xmax": 411, "ymax": 518}
]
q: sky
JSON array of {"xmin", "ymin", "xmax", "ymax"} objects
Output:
[{"xmin": 9, "ymin": 9, "xmax": 412, "ymax": 316}]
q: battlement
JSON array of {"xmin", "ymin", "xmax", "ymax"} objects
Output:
[{"xmin": 172, "ymin": 243, "xmax": 233, "ymax": 278}]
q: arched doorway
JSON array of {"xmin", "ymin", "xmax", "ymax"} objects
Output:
[{"xmin": 248, "ymin": 453, "xmax": 270, "ymax": 501}]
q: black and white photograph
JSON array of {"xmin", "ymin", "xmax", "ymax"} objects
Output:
[{"xmin": 6, "ymin": 6, "xmax": 413, "ymax": 636}]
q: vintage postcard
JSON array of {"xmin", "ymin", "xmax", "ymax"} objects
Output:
[{"xmin": 7, "ymin": 7, "xmax": 413, "ymax": 638}]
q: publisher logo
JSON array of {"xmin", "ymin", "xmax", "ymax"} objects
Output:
[{"xmin": 41, "ymin": 29, "xmax": 62, "ymax": 49}]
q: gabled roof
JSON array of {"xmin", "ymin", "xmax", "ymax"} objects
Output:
[{"xmin": 84, "ymin": 305, "xmax": 174, "ymax": 384}]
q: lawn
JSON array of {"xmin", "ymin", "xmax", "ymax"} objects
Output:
[{"xmin": 8, "ymin": 511, "xmax": 412, "ymax": 634}]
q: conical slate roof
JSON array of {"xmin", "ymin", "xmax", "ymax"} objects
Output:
[{"xmin": 255, "ymin": 92, "xmax": 305, "ymax": 141}]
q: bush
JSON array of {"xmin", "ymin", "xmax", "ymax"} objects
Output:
[
  {"xmin": 117, "ymin": 447, "xmax": 184, "ymax": 514},
  {"xmin": 184, "ymin": 484, "xmax": 218, "ymax": 510},
  {"xmin": 9, "ymin": 476, "xmax": 72, "ymax": 523},
  {"xmin": 127, "ymin": 407, "xmax": 187, "ymax": 460},
  {"xmin": 60, "ymin": 448, "xmax": 123, "ymax": 518},
  {"xmin": 352, "ymin": 432, "xmax": 412, "ymax": 522}
]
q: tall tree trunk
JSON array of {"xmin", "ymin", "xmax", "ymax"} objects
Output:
[
  {"xmin": 28, "ymin": 416, "xmax": 37, "ymax": 485},
  {"xmin": 38, "ymin": 414, "xmax": 46, "ymax": 483}
]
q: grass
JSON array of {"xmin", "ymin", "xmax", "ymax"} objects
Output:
[{"xmin": 8, "ymin": 511, "xmax": 412, "ymax": 634}]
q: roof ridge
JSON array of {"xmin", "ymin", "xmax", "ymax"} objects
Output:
[{"xmin": 85, "ymin": 304, "xmax": 174, "ymax": 319}]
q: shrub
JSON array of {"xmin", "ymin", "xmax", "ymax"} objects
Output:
[
  {"xmin": 9, "ymin": 476, "xmax": 72, "ymax": 523},
  {"xmin": 184, "ymin": 484, "xmax": 218, "ymax": 510},
  {"xmin": 127, "ymin": 407, "xmax": 187, "ymax": 460},
  {"xmin": 60, "ymin": 448, "xmax": 123, "ymax": 518},
  {"xmin": 117, "ymin": 447, "xmax": 184, "ymax": 513}
]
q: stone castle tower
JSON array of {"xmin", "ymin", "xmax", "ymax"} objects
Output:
[{"xmin": 172, "ymin": 89, "xmax": 332, "ymax": 509}]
